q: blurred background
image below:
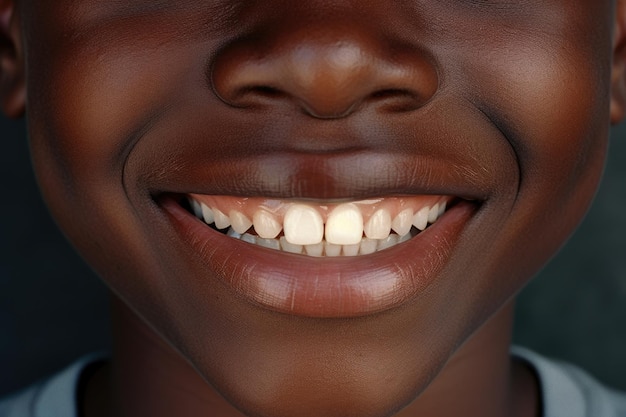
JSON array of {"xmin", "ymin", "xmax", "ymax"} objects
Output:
[{"xmin": 0, "ymin": 116, "xmax": 625, "ymax": 396}]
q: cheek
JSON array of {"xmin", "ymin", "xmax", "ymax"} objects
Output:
[
  {"xmin": 514, "ymin": 53, "xmax": 610, "ymax": 214},
  {"xmin": 442, "ymin": 12, "xmax": 615, "ymax": 307},
  {"xmin": 28, "ymin": 45, "xmax": 193, "ymax": 186},
  {"xmin": 458, "ymin": 4, "xmax": 614, "ymax": 197},
  {"xmin": 23, "ymin": 20, "xmax": 213, "ymax": 267},
  {"xmin": 470, "ymin": 24, "xmax": 613, "ymax": 215},
  {"xmin": 508, "ymin": 50, "xmax": 609, "ymax": 179},
  {"xmin": 22, "ymin": 36, "xmax": 192, "ymax": 310}
]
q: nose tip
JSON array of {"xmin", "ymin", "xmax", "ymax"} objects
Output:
[{"xmin": 211, "ymin": 26, "xmax": 439, "ymax": 118}]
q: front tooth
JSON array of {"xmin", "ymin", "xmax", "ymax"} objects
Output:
[
  {"xmin": 325, "ymin": 203, "xmax": 364, "ymax": 245},
  {"xmin": 279, "ymin": 237, "xmax": 303, "ymax": 254},
  {"xmin": 342, "ymin": 244, "xmax": 360, "ymax": 256},
  {"xmin": 201, "ymin": 203, "xmax": 215, "ymax": 224},
  {"xmin": 412, "ymin": 206, "xmax": 429, "ymax": 231},
  {"xmin": 213, "ymin": 208, "xmax": 230, "ymax": 230},
  {"xmin": 229, "ymin": 210, "xmax": 252, "ymax": 234},
  {"xmin": 324, "ymin": 242, "xmax": 342, "ymax": 257},
  {"xmin": 253, "ymin": 209, "xmax": 282, "ymax": 239},
  {"xmin": 364, "ymin": 208, "xmax": 392, "ymax": 239},
  {"xmin": 284, "ymin": 204, "xmax": 324, "ymax": 245},
  {"xmin": 305, "ymin": 242, "xmax": 324, "ymax": 257},
  {"xmin": 428, "ymin": 204, "xmax": 439, "ymax": 223},
  {"xmin": 391, "ymin": 208, "xmax": 413, "ymax": 237}
]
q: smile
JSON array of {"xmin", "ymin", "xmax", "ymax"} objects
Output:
[
  {"xmin": 158, "ymin": 151, "xmax": 484, "ymax": 317},
  {"xmin": 187, "ymin": 195, "xmax": 452, "ymax": 257}
]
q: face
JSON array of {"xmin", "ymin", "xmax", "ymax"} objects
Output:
[{"xmin": 2, "ymin": 0, "xmax": 624, "ymax": 416}]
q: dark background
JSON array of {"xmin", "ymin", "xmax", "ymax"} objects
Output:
[{"xmin": 1, "ymin": 115, "xmax": 625, "ymax": 396}]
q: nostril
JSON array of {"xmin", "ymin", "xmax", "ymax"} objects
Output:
[
  {"xmin": 229, "ymin": 85, "xmax": 289, "ymax": 107},
  {"xmin": 249, "ymin": 85, "xmax": 285, "ymax": 98},
  {"xmin": 367, "ymin": 89, "xmax": 430, "ymax": 113},
  {"xmin": 370, "ymin": 89, "xmax": 406, "ymax": 99}
]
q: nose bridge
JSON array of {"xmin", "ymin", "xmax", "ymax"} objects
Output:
[{"xmin": 211, "ymin": 10, "xmax": 439, "ymax": 119}]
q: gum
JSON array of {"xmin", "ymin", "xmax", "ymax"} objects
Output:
[{"xmin": 187, "ymin": 195, "xmax": 453, "ymax": 224}]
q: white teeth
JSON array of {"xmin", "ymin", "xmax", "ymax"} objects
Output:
[
  {"xmin": 325, "ymin": 203, "xmax": 364, "ymax": 245},
  {"xmin": 342, "ymin": 244, "xmax": 360, "ymax": 256},
  {"xmin": 257, "ymin": 237, "xmax": 281, "ymax": 250},
  {"xmin": 189, "ymin": 198, "xmax": 203, "ymax": 218},
  {"xmin": 359, "ymin": 238, "xmax": 378, "ymax": 255},
  {"xmin": 412, "ymin": 206, "xmax": 429, "ymax": 231},
  {"xmin": 438, "ymin": 201, "xmax": 447, "ymax": 216},
  {"xmin": 188, "ymin": 196, "xmax": 452, "ymax": 256},
  {"xmin": 378, "ymin": 234, "xmax": 398, "ymax": 250},
  {"xmin": 213, "ymin": 208, "xmax": 231, "ymax": 230},
  {"xmin": 253, "ymin": 209, "xmax": 282, "ymax": 239},
  {"xmin": 201, "ymin": 203, "xmax": 215, "ymax": 224},
  {"xmin": 305, "ymin": 242, "xmax": 324, "ymax": 257},
  {"xmin": 279, "ymin": 237, "xmax": 303, "ymax": 254},
  {"xmin": 229, "ymin": 210, "xmax": 252, "ymax": 234},
  {"xmin": 284, "ymin": 204, "xmax": 324, "ymax": 245},
  {"xmin": 398, "ymin": 231, "xmax": 412, "ymax": 243},
  {"xmin": 324, "ymin": 242, "xmax": 342, "ymax": 257},
  {"xmin": 428, "ymin": 204, "xmax": 439, "ymax": 224},
  {"xmin": 241, "ymin": 233, "xmax": 257, "ymax": 245},
  {"xmin": 391, "ymin": 208, "xmax": 413, "ymax": 237},
  {"xmin": 364, "ymin": 208, "xmax": 392, "ymax": 239}
]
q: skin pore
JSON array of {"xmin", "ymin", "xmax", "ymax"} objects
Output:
[{"xmin": 1, "ymin": 1, "xmax": 626, "ymax": 417}]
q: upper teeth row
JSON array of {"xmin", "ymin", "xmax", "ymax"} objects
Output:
[{"xmin": 188, "ymin": 197, "xmax": 448, "ymax": 246}]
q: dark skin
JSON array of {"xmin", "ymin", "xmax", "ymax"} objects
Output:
[{"xmin": 2, "ymin": 1, "xmax": 626, "ymax": 416}]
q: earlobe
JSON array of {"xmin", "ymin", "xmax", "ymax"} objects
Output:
[
  {"xmin": 611, "ymin": 0, "xmax": 626, "ymax": 124},
  {"xmin": 0, "ymin": 0, "xmax": 25, "ymax": 119}
]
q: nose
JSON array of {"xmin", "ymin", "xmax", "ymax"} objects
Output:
[{"xmin": 211, "ymin": 22, "xmax": 439, "ymax": 119}]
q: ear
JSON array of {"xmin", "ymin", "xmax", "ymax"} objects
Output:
[
  {"xmin": 0, "ymin": 0, "xmax": 25, "ymax": 118},
  {"xmin": 611, "ymin": 0, "xmax": 626, "ymax": 124}
]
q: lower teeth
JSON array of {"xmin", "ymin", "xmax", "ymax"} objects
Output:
[{"xmin": 225, "ymin": 226, "xmax": 416, "ymax": 257}]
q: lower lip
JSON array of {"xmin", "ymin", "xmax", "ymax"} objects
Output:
[{"xmin": 161, "ymin": 197, "xmax": 476, "ymax": 318}]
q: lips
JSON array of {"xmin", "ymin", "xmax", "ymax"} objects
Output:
[
  {"xmin": 149, "ymin": 143, "xmax": 489, "ymax": 318},
  {"xmin": 161, "ymin": 190, "xmax": 477, "ymax": 317}
]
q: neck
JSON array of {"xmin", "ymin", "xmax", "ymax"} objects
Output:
[{"xmin": 89, "ymin": 296, "xmax": 538, "ymax": 417}]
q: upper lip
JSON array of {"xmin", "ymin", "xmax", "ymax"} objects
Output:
[
  {"xmin": 132, "ymin": 97, "xmax": 513, "ymax": 204},
  {"xmin": 148, "ymin": 150, "xmax": 491, "ymax": 202}
]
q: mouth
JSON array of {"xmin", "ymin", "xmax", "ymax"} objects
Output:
[
  {"xmin": 161, "ymin": 191, "xmax": 478, "ymax": 318},
  {"xmin": 150, "ymin": 134, "xmax": 488, "ymax": 318},
  {"xmin": 185, "ymin": 194, "xmax": 453, "ymax": 257}
]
